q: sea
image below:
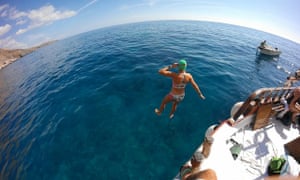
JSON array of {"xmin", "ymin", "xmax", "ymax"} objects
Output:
[{"xmin": 0, "ymin": 20, "xmax": 300, "ymax": 180}]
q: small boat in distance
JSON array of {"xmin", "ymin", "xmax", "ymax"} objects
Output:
[{"xmin": 257, "ymin": 40, "xmax": 281, "ymax": 56}]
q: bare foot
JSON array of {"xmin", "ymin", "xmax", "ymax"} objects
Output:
[{"xmin": 155, "ymin": 108, "xmax": 161, "ymax": 115}]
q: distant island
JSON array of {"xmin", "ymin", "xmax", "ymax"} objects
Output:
[{"xmin": 0, "ymin": 40, "xmax": 57, "ymax": 70}]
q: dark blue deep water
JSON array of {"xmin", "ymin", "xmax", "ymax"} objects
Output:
[{"xmin": 0, "ymin": 21, "xmax": 300, "ymax": 179}]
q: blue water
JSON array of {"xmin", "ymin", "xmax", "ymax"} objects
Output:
[{"xmin": 0, "ymin": 21, "xmax": 300, "ymax": 179}]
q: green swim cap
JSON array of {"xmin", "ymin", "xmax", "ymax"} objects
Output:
[{"xmin": 178, "ymin": 59, "xmax": 187, "ymax": 71}]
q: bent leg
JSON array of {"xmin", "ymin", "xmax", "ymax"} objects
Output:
[{"xmin": 155, "ymin": 94, "xmax": 173, "ymax": 115}]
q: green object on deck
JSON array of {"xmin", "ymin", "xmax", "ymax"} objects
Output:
[{"xmin": 230, "ymin": 143, "xmax": 242, "ymax": 160}]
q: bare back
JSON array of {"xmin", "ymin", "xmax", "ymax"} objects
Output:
[
  {"xmin": 171, "ymin": 72, "xmax": 192, "ymax": 95},
  {"xmin": 158, "ymin": 64, "xmax": 204, "ymax": 99}
]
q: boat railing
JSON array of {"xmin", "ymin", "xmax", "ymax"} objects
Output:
[{"xmin": 232, "ymin": 87, "xmax": 296, "ymax": 128}]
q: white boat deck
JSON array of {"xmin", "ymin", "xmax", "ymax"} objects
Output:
[
  {"xmin": 174, "ymin": 115, "xmax": 300, "ymax": 180},
  {"xmin": 174, "ymin": 87, "xmax": 300, "ymax": 180},
  {"xmin": 201, "ymin": 116, "xmax": 299, "ymax": 180}
]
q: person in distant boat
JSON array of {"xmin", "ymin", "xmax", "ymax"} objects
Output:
[
  {"xmin": 289, "ymin": 87, "xmax": 300, "ymax": 125},
  {"xmin": 260, "ymin": 40, "xmax": 267, "ymax": 48},
  {"xmin": 155, "ymin": 59, "xmax": 205, "ymax": 119}
]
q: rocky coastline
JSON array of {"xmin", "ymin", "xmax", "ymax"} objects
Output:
[{"xmin": 0, "ymin": 41, "xmax": 57, "ymax": 70}]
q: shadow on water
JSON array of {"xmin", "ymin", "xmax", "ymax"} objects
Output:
[
  {"xmin": 251, "ymin": 53, "xmax": 286, "ymax": 87},
  {"xmin": 255, "ymin": 53, "xmax": 280, "ymax": 63},
  {"xmin": 254, "ymin": 53, "xmax": 280, "ymax": 72}
]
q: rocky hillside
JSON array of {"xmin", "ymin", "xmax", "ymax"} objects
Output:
[
  {"xmin": 0, "ymin": 41, "xmax": 57, "ymax": 69},
  {"xmin": 0, "ymin": 48, "xmax": 35, "ymax": 61}
]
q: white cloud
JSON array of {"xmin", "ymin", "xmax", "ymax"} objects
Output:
[
  {"xmin": 0, "ymin": 4, "xmax": 9, "ymax": 17},
  {"xmin": 0, "ymin": 1, "xmax": 97, "ymax": 48},
  {"xmin": 0, "ymin": 4, "xmax": 27, "ymax": 19},
  {"xmin": 0, "ymin": 4, "xmax": 77, "ymax": 35},
  {"xmin": 0, "ymin": 36, "xmax": 27, "ymax": 49},
  {"xmin": 15, "ymin": 5, "xmax": 76, "ymax": 35},
  {"xmin": 0, "ymin": 24, "xmax": 11, "ymax": 36},
  {"xmin": 8, "ymin": 7, "xmax": 27, "ymax": 19},
  {"xmin": 0, "ymin": 4, "xmax": 9, "ymax": 12},
  {"xmin": 16, "ymin": 28, "xmax": 29, "ymax": 35},
  {"xmin": 28, "ymin": 5, "xmax": 76, "ymax": 22},
  {"xmin": 16, "ymin": 19, "xmax": 27, "ymax": 25}
]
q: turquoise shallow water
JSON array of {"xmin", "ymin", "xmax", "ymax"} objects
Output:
[{"xmin": 0, "ymin": 21, "xmax": 300, "ymax": 179}]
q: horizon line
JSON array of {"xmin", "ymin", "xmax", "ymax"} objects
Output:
[{"xmin": 4, "ymin": 19, "xmax": 300, "ymax": 50}]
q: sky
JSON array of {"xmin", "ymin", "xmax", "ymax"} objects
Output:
[{"xmin": 0, "ymin": 0, "xmax": 300, "ymax": 49}]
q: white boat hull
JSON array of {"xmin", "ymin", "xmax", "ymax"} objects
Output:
[{"xmin": 258, "ymin": 46, "xmax": 281, "ymax": 56}]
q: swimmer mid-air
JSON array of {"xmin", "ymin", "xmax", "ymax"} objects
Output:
[{"xmin": 155, "ymin": 59, "xmax": 205, "ymax": 119}]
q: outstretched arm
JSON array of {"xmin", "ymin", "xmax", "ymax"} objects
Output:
[
  {"xmin": 190, "ymin": 76, "xmax": 205, "ymax": 99},
  {"xmin": 158, "ymin": 63, "xmax": 178, "ymax": 77}
]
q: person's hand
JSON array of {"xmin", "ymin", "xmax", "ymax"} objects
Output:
[
  {"xmin": 200, "ymin": 94, "xmax": 205, "ymax": 100},
  {"xmin": 171, "ymin": 63, "xmax": 178, "ymax": 68}
]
